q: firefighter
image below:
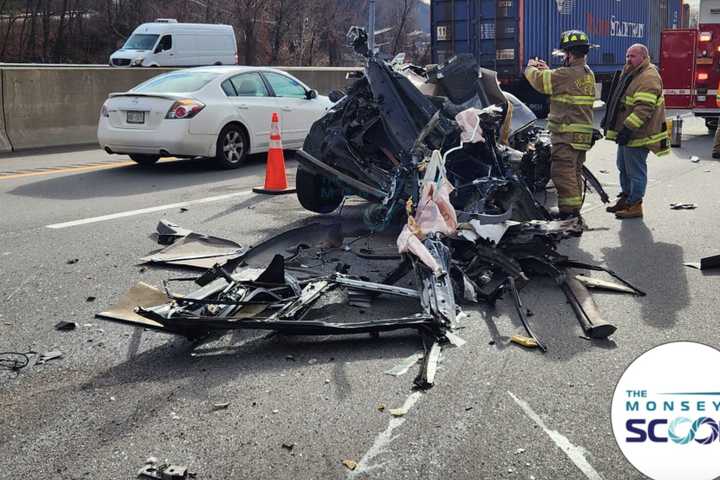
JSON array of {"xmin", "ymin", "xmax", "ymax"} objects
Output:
[
  {"xmin": 525, "ymin": 30, "xmax": 596, "ymax": 219},
  {"xmin": 603, "ymin": 44, "xmax": 669, "ymax": 219}
]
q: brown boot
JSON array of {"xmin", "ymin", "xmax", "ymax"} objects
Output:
[
  {"xmin": 615, "ymin": 201, "xmax": 643, "ymax": 219},
  {"xmin": 606, "ymin": 194, "xmax": 627, "ymax": 213}
]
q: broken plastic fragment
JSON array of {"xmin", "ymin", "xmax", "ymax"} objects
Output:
[
  {"xmin": 212, "ymin": 402, "xmax": 230, "ymax": 410},
  {"xmin": 38, "ymin": 350, "xmax": 63, "ymax": 363},
  {"xmin": 54, "ymin": 321, "xmax": 77, "ymax": 331},
  {"xmin": 388, "ymin": 407, "xmax": 408, "ymax": 417},
  {"xmin": 510, "ymin": 335, "xmax": 539, "ymax": 349},
  {"xmin": 670, "ymin": 202, "xmax": 697, "ymax": 210},
  {"xmin": 574, "ymin": 275, "xmax": 636, "ymax": 294},
  {"xmin": 342, "ymin": 460, "xmax": 358, "ymax": 471}
]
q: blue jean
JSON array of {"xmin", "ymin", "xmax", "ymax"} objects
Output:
[{"xmin": 616, "ymin": 146, "xmax": 649, "ymax": 204}]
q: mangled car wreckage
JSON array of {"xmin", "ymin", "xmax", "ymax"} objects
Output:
[{"xmin": 98, "ymin": 28, "xmax": 643, "ymax": 389}]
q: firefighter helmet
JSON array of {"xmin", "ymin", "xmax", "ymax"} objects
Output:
[{"xmin": 559, "ymin": 30, "xmax": 591, "ymax": 50}]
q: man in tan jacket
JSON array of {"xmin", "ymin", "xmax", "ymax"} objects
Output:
[
  {"xmin": 525, "ymin": 30, "xmax": 596, "ymax": 219},
  {"xmin": 603, "ymin": 44, "xmax": 669, "ymax": 219}
]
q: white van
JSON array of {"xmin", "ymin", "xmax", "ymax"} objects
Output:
[{"xmin": 109, "ymin": 19, "xmax": 237, "ymax": 67}]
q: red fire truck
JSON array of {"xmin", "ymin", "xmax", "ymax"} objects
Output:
[{"xmin": 662, "ymin": 0, "xmax": 720, "ymax": 129}]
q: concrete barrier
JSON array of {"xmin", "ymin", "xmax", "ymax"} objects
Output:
[
  {"xmin": 0, "ymin": 71, "xmax": 12, "ymax": 153},
  {"xmin": 0, "ymin": 66, "xmax": 360, "ymax": 152}
]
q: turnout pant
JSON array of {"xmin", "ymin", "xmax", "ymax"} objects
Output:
[
  {"xmin": 551, "ymin": 143, "xmax": 586, "ymax": 213},
  {"xmin": 713, "ymin": 124, "xmax": 720, "ymax": 156}
]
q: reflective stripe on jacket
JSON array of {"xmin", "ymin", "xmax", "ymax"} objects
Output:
[
  {"xmin": 524, "ymin": 58, "xmax": 596, "ymax": 150},
  {"xmin": 606, "ymin": 59, "xmax": 669, "ymax": 156}
]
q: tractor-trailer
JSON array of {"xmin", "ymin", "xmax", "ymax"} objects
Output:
[{"xmin": 431, "ymin": 0, "xmax": 686, "ymax": 114}]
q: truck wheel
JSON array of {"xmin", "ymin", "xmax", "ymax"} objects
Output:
[
  {"xmin": 706, "ymin": 118, "xmax": 718, "ymax": 132},
  {"xmin": 296, "ymin": 166, "xmax": 343, "ymax": 214},
  {"xmin": 215, "ymin": 124, "xmax": 248, "ymax": 169},
  {"xmin": 129, "ymin": 154, "xmax": 160, "ymax": 166}
]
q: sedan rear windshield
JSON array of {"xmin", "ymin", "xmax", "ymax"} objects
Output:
[
  {"xmin": 133, "ymin": 72, "xmax": 220, "ymax": 93},
  {"xmin": 123, "ymin": 34, "xmax": 159, "ymax": 50}
]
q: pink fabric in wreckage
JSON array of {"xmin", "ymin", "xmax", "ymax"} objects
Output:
[{"xmin": 397, "ymin": 179, "xmax": 458, "ymax": 274}]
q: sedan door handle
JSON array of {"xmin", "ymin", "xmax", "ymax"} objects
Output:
[
  {"xmin": 281, "ymin": 107, "xmax": 293, "ymax": 112},
  {"xmin": 237, "ymin": 104, "xmax": 249, "ymax": 110}
]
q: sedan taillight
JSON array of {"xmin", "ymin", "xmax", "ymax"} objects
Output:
[
  {"xmin": 100, "ymin": 102, "xmax": 109, "ymax": 118},
  {"xmin": 166, "ymin": 99, "xmax": 205, "ymax": 119}
]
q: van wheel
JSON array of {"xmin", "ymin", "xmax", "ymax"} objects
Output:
[
  {"xmin": 296, "ymin": 166, "xmax": 343, "ymax": 213},
  {"xmin": 129, "ymin": 154, "xmax": 160, "ymax": 166},
  {"xmin": 214, "ymin": 62, "xmax": 222, "ymax": 66},
  {"xmin": 215, "ymin": 124, "xmax": 248, "ymax": 169}
]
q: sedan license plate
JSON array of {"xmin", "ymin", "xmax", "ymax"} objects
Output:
[{"xmin": 126, "ymin": 111, "xmax": 145, "ymax": 124}]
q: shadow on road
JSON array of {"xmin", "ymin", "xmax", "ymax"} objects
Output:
[
  {"xmin": 602, "ymin": 219, "xmax": 688, "ymax": 330},
  {"xmin": 7, "ymin": 153, "xmax": 275, "ymax": 200}
]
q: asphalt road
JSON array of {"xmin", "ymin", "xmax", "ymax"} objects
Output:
[{"xmin": 1, "ymin": 118, "xmax": 719, "ymax": 480}]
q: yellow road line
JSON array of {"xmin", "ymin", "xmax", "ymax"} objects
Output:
[{"xmin": 0, "ymin": 157, "xmax": 179, "ymax": 181}]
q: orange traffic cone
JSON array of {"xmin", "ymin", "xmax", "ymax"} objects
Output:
[{"xmin": 253, "ymin": 112, "xmax": 296, "ymax": 195}]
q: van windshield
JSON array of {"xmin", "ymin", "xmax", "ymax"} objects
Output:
[
  {"xmin": 123, "ymin": 34, "xmax": 159, "ymax": 50},
  {"xmin": 133, "ymin": 72, "xmax": 220, "ymax": 93}
]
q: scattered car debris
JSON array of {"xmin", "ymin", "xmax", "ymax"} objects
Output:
[
  {"xmin": 377, "ymin": 404, "xmax": 386, "ymax": 412},
  {"xmin": 684, "ymin": 254, "xmax": 720, "ymax": 270},
  {"xmin": 38, "ymin": 350, "xmax": 63, "ymax": 364},
  {"xmin": 574, "ymin": 275, "xmax": 638, "ymax": 295},
  {"xmin": 0, "ymin": 351, "xmax": 32, "ymax": 371},
  {"xmin": 66, "ymin": 258, "xmax": 79, "ymax": 265},
  {"xmin": 95, "ymin": 28, "xmax": 644, "ymax": 391},
  {"xmin": 54, "ymin": 321, "xmax": 78, "ymax": 331},
  {"xmin": 670, "ymin": 202, "xmax": 698, "ymax": 210},
  {"xmin": 281, "ymin": 442, "xmax": 295, "ymax": 451},
  {"xmin": 212, "ymin": 402, "xmax": 230, "ymax": 411},
  {"xmin": 389, "ymin": 406, "xmax": 409, "ymax": 417},
  {"xmin": 86, "ymin": 296, "xmax": 96, "ymax": 302},
  {"xmin": 138, "ymin": 462, "xmax": 189, "ymax": 480},
  {"xmin": 691, "ymin": 156, "xmax": 700, "ymax": 163},
  {"xmin": 342, "ymin": 459, "xmax": 358, "ymax": 471},
  {"xmin": 510, "ymin": 335, "xmax": 539, "ymax": 349},
  {"xmin": 562, "ymin": 277, "xmax": 617, "ymax": 340},
  {"xmin": 152, "ymin": 220, "xmax": 194, "ymax": 245}
]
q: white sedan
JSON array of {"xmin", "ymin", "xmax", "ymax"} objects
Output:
[{"xmin": 97, "ymin": 66, "xmax": 333, "ymax": 168}]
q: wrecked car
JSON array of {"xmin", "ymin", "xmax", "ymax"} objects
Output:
[
  {"xmin": 295, "ymin": 28, "xmax": 607, "ymax": 227},
  {"xmin": 97, "ymin": 28, "xmax": 643, "ymax": 390}
]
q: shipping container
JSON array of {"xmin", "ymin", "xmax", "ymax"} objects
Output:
[{"xmin": 431, "ymin": 0, "xmax": 685, "ymax": 81}]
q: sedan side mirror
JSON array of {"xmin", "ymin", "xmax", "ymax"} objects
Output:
[
  {"xmin": 306, "ymin": 89, "xmax": 318, "ymax": 100},
  {"xmin": 328, "ymin": 90, "xmax": 345, "ymax": 103}
]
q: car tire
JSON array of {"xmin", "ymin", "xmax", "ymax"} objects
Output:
[
  {"xmin": 296, "ymin": 166, "xmax": 343, "ymax": 214},
  {"xmin": 215, "ymin": 124, "xmax": 249, "ymax": 169},
  {"xmin": 129, "ymin": 154, "xmax": 160, "ymax": 166}
]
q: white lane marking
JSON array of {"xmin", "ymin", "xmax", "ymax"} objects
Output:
[
  {"xmin": 508, "ymin": 391, "xmax": 605, "ymax": 480},
  {"xmin": 384, "ymin": 352, "xmax": 423, "ymax": 377},
  {"xmin": 348, "ymin": 391, "xmax": 424, "ymax": 478},
  {"xmin": 45, "ymin": 191, "xmax": 253, "ymax": 229}
]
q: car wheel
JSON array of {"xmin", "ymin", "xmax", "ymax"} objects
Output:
[
  {"xmin": 129, "ymin": 154, "xmax": 160, "ymax": 166},
  {"xmin": 706, "ymin": 118, "xmax": 718, "ymax": 132},
  {"xmin": 296, "ymin": 166, "xmax": 343, "ymax": 214},
  {"xmin": 215, "ymin": 124, "xmax": 248, "ymax": 169}
]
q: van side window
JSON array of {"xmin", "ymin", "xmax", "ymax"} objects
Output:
[
  {"xmin": 262, "ymin": 72, "xmax": 306, "ymax": 99},
  {"xmin": 229, "ymin": 73, "xmax": 269, "ymax": 97},
  {"xmin": 158, "ymin": 35, "xmax": 172, "ymax": 52}
]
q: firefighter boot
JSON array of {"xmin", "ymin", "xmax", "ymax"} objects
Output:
[
  {"xmin": 606, "ymin": 193, "xmax": 627, "ymax": 213},
  {"xmin": 615, "ymin": 201, "xmax": 643, "ymax": 219}
]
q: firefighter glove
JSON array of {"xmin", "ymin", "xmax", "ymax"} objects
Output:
[{"xmin": 616, "ymin": 127, "xmax": 632, "ymax": 146}]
